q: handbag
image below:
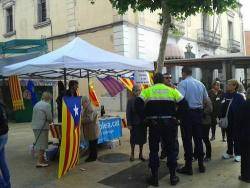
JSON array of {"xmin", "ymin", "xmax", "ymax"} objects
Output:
[{"xmin": 219, "ymin": 99, "xmax": 232, "ymax": 129}]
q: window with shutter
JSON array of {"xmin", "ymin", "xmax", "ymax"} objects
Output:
[
  {"xmin": 6, "ymin": 7, "xmax": 13, "ymax": 33},
  {"xmin": 38, "ymin": 0, "xmax": 47, "ymax": 23}
]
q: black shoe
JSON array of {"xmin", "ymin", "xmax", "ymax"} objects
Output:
[
  {"xmin": 177, "ymin": 166, "xmax": 193, "ymax": 175},
  {"xmin": 85, "ymin": 157, "xmax": 96, "ymax": 162},
  {"xmin": 170, "ymin": 175, "xmax": 180, "ymax": 186},
  {"xmin": 222, "ymin": 139, "xmax": 226, "ymax": 142},
  {"xmin": 210, "ymin": 136, "xmax": 215, "ymax": 141},
  {"xmin": 204, "ymin": 156, "xmax": 211, "ymax": 162},
  {"xmin": 130, "ymin": 156, "xmax": 135, "ymax": 162},
  {"xmin": 160, "ymin": 153, "xmax": 167, "ymax": 160},
  {"xmin": 146, "ymin": 176, "xmax": 159, "ymax": 187},
  {"xmin": 199, "ymin": 165, "xmax": 206, "ymax": 173},
  {"xmin": 139, "ymin": 156, "xmax": 146, "ymax": 162},
  {"xmin": 239, "ymin": 176, "xmax": 250, "ymax": 183},
  {"xmin": 192, "ymin": 158, "xmax": 197, "ymax": 162}
]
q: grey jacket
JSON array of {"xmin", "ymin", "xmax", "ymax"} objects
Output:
[
  {"xmin": 31, "ymin": 100, "xmax": 52, "ymax": 130},
  {"xmin": 202, "ymin": 97, "xmax": 213, "ymax": 125}
]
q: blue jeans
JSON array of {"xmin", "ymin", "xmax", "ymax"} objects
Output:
[{"xmin": 0, "ymin": 133, "xmax": 11, "ymax": 188}]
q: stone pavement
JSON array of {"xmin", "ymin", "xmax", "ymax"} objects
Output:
[{"xmin": 5, "ymin": 123, "xmax": 250, "ymax": 188}]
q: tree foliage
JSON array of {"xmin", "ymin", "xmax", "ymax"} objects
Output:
[
  {"xmin": 90, "ymin": 0, "xmax": 238, "ymax": 72},
  {"xmin": 109, "ymin": 0, "xmax": 238, "ymax": 18}
]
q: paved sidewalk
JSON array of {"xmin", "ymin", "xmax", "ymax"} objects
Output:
[{"xmin": 5, "ymin": 123, "xmax": 250, "ymax": 188}]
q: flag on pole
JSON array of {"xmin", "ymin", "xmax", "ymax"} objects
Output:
[
  {"xmin": 89, "ymin": 83, "xmax": 100, "ymax": 107},
  {"xmin": 98, "ymin": 76, "xmax": 124, "ymax": 97},
  {"xmin": 8, "ymin": 75, "xmax": 25, "ymax": 111},
  {"xmin": 58, "ymin": 96, "xmax": 82, "ymax": 179},
  {"xmin": 119, "ymin": 78, "xmax": 134, "ymax": 92}
]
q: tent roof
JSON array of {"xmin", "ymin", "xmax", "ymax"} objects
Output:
[{"xmin": 2, "ymin": 37, "xmax": 153, "ymax": 78}]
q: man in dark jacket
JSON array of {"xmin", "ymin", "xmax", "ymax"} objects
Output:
[
  {"xmin": 237, "ymin": 88, "xmax": 250, "ymax": 183},
  {"xmin": 0, "ymin": 101, "xmax": 11, "ymax": 188}
]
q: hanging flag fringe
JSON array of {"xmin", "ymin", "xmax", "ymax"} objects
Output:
[{"xmin": 9, "ymin": 75, "xmax": 25, "ymax": 111}]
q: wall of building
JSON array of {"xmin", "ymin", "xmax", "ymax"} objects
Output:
[{"xmin": 245, "ymin": 31, "xmax": 250, "ymax": 55}]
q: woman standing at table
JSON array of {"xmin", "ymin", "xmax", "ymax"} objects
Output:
[
  {"xmin": 32, "ymin": 92, "xmax": 53, "ymax": 167},
  {"xmin": 126, "ymin": 85, "xmax": 146, "ymax": 161},
  {"xmin": 81, "ymin": 96, "xmax": 100, "ymax": 162}
]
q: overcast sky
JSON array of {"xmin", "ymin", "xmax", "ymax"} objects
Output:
[{"xmin": 241, "ymin": 0, "xmax": 250, "ymax": 31}]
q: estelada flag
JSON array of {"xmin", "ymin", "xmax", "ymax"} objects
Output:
[
  {"xmin": 58, "ymin": 96, "xmax": 82, "ymax": 179},
  {"xmin": 89, "ymin": 83, "xmax": 100, "ymax": 107}
]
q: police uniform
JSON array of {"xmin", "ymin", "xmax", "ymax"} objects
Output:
[
  {"xmin": 140, "ymin": 83, "xmax": 185, "ymax": 186},
  {"xmin": 177, "ymin": 76, "xmax": 208, "ymax": 174}
]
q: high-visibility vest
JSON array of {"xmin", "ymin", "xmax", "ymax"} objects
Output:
[{"xmin": 140, "ymin": 83, "xmax": 184, "ymax": 118}]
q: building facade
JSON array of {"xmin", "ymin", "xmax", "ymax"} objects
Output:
[
  {"xmin": 245, "ymin": 31, "xmax": 250, "ymax": 55},
  {"xmin": 0, "ymin": 0, "xmax": 245, "ymax": 110}
]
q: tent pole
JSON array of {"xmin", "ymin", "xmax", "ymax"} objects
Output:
[
  {"xmin": 87, "ymin": 70, "xmax": 90, "ymax": 98},
  {"xmin": 63, "ymin": 68, "xmax": 67, "ymax": 92},
  {"xmin": 117, "ymin": 75, "xmax": 123, "ymax": 112}
]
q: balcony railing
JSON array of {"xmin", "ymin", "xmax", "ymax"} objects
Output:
[
  {"xmin": 228, "ymin": 39, "xmax": 241, "ymax": 53},
  {"xmin": 197, "ymin": 29, "xmax": 221, "ymax": 48}
]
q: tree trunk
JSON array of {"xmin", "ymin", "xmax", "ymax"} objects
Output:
[{"xmin": 156, "ymin": 1, "xmax": 171, "ymax": 73}]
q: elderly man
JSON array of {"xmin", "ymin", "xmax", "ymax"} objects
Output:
[
  {"xmin": 177, "ymin": 67, "xmax": 208, "ymax": 175},
  {"xmin": 32, "ymin": 92, "xmax": 53, "ymax": 167}
]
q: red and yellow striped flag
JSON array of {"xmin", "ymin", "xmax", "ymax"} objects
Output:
[
  {"xmin": 8, "ymin": 75, "xmax": 25, "ymax": 111},
  {"xmin": 89, "ymin": 83, "xmax": 100, "ymax": 107},
  {"xmin": 141, "ymin": 84, "xmax": 149, "ymax": 90},
  {"xmin": 58, "ymin": 96, "xmax": 82, "ymax": 179},
  {"xmin": 119, "ymin": 78, "xmax": 134, "ymax": 91}
]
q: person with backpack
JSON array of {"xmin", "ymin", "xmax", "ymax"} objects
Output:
[{"xmin": 0, "ymin": 100, "xmax": 11, "ymax": 188}]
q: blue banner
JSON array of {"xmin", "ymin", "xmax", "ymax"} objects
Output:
[{"xmin": 98, "ymin": 117, "xmax": 122, "ymax": 144}]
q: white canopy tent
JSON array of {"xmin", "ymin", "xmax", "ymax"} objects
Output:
[{"xmin": 2, "ymin": 37, "xmax": 154, "ymax": 79}]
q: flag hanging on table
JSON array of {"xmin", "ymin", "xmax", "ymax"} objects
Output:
[
  {"xmin": 89, "ymin": 83, "xmax": 100, "ymax": 107},
  {"xmin": 58, "ymin": 96, "xmax": 82, "ymax": 179}
]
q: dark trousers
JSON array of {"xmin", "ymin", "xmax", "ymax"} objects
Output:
[
  {"xmin": 148, "ymin": 119, "xmax": 178, "ymax": 173},
  {"xmin": 210, "ymin": 116, "xmax": 217, "ymax": 137},
  {"xmin": 221, "ymin": 128, "xmax": 227, "ymax": 140},
  {"xmin": 202, "ymin": 124, "xmax": 211, "ymax": 158},
  {"xmin": 181, "ymin": 110, "xmax": 204, "ymax": 166},
  {"xmin": 226, "ymin": 126, "xmax": 240, "ymax": 156},
  {"xmin": 241, "ymin": 141, "xmax": 250, "ymax": 180},
  {"xmin": 161, "ymin": 128, "xmax": 179, "ymax": 157},
  {"xmin": 0, "ymin": 134, "xmax": 10, "ymax": 188},
  {"xmin": 89, "ymin": 139, "xmax": 98, "ymax": 159},
  {"xmin": 193, "ymin": 124, "xmax": 211, "ymax": 159},
  {"xmin": 160, "ymin": 140, "xmax": 167, "ymax": 156}
]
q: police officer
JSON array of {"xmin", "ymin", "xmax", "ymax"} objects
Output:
[
  {"xmin": 177, "ymin": 67, "xmax": 208, "ymax": 175},
  {"xmin": 160, "ymin": 73, "xmax": 177, "ymax": 159},
  {"xmin": 139, "ymin": 73, "xmax": 187, "ymax": 186}
]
